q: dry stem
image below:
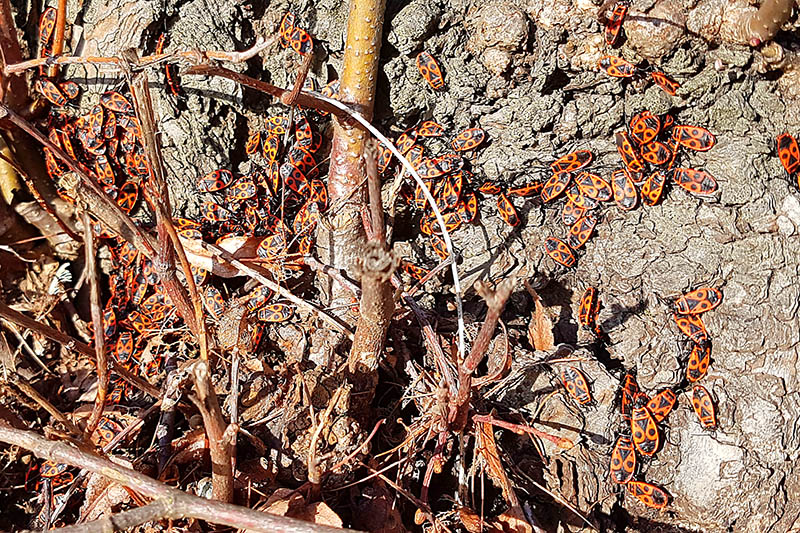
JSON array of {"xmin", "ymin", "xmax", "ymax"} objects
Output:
[
  {"xmin": 0, "ymin": 423, "xmax": 354, "ymax": 533},
  {"xmin": 740, "ymin": 0, "xmax": 795, "ymax": 44},
  {"xmin": 81, "ymin": 210, "xmax": 108, "ymax": 440},
  {"xmin": 449, "ymin": 280, "xmax": 514, "ymax": 433}
]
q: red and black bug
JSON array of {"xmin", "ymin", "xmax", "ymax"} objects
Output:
[
  {"xmin": 279, "ymin": 12, "xmax": 295, "ymax": 47},
  {"xmin": 562, "ymin": 201, "xmax": 587, "ymax": 226},
  {"xmin": 599, "ymin": 55, "xmax": 636, "ymax": 77},
  {"xmin": 265, "ymin": 115, "xmax": 291, "ymax": 136},
  {"xmin": 544, "ymin": 236, "xmax": 576, "ymax": 267},
  {"xmin": 627, "ymin": 481, "xmax": 669, "ymax": 509},
  {"xmin": 202, "ymin": 286, "xmax": 226, "ymax": 320},
  {"xmin": 609, "ymin": 436, "xmax": 636, "ymax": 484},
  {"xmin": 58, "ymin": 80, "xmax": 80, "ymax": 100},
  {"xmin": 202, "ymin": 201, "xmax": 232, "ymax": 223},
  {"xmin": 640, "ymin": 170, "xmax": 666, "ymax": 206},
  {"xmin": 401, "ymin": 261, "xmax": 429, "ymax": 281},
  {"xmin": 611, "ymin": 169, "xmax": 638, "ymax": 211},
  {"xmin": 672, "ymin": 125, "xmax": 716, "ymax": 151},
  {"xmin": 430, "ymin": 235, "xmax": 449, "ymax": 260},
  {"xmin": 561, "ymin": 366, "xmax": 592, "ymax": 405},
  {"xmin": 496, "ymin": 192, "xmax": 519, "ymax": 227},
  {"xmin": 261, "ymin": 133, "xmax": 280, "ymax": 163},
  {"xmin": 94, "ymin": 155, "xmax": 115, "ymax": 187},
  {"xmin": 197, "ymin": 169, "xmax": 234, "ymax": 192},
  {"xmin": 551, "ymin": 150, "xmax": 593, "ymax": 174},
  {"xmin": 604, "ymin": 2, "xmax": 628, "ymax": 46},
  {"xmin": 245, "ymin": 131, "xmax": 261, "ymax": 155},
  {"xmin": 628, "ymin": 111, "xmax": 661, "ymax": 145},
  {"xmin": 456, "ymin": 191, "xmax": 479, "ymax": 223},
  {"xmin": 691, "ymin": 384, "xmax": 717, "ymax": 429},
  {"xmin": 257, "ymin": 233, "xmax": 286, "ymax": 259},
  {"xmin": 631, "ymin": 403, "xmax": 659, "ymax": 456},
  {"xmin": 478, "ymin": 180, "xmax": 501, "ymax": 195},
  {"xmin": 651, "ymin": 71, "xmax": 680, "ymax": 95},
  {"xmin": 507, "ymin": 182, "xmax": 543, "ymax": 197},
  {"xmin": 640, "ymin": 140, "xmax": 671, "ymax": 165},
  {"xmin": 574, "ymin": 171, "xmax": 612, "ymax": 201},
  {"xmin": 416, "ymin": 51, "xmax": 445, "ymax": 90},
  {"xmin": 565, "ymin": 184, "xmax": 598, "ymax": 210},
  {"xmin": 226, "ymin": 178, "xmax": 257, "ymax": 203},
  {"xmin": 615, "ymin": 131, "xmax": 644, "ymax": 173},
  {"xmin": 287, "ymin": 26, "xmax": 314, "ymax": 55},
  {"xmin": 777, "ymin": 132, "xmax": 800, "ymax": 178},
  {"xmin": 100, "ymin": 91, "xmax": 134, "ymax": 114},
  {"xmin": 417, "ymin": 120, "xmax": 444, "ymax": 137},
  {"xmin": 672, "ymin": 168, "xmax": 718, "ymax": 196},
  {"xmin": 39, "ymin": 7, "xmax": 57, "ymax": 50},
  {"xmin": 376, "ymin": 144, "xmax": 393, "ymax": 173},
  {"xmin": 686, "ymin": 342, "xmax": 711, "ymax": 382},
  {"xmin": 578, "ymin": 286, "xmax": 601, "ymax": 330},
  {"xmin": 620, "ymin": 372, "xmax": 639, "ymax": 420},
  {"xmin": 541, "ymin": 172, "xmax": 572, "ymax": 202},
  {"xmin": 395, "ymin": 130, "xmax": 419, "ymax": 154},
  {"xmin": 646, "ymin": 389, "xmax": 677, "ymax": 422},
  {"xmin": 35, "ymin": 79, "xmax": 67, "ymax": 107},
  {"xmin": 451, "ymin": 128, "xmax": 487, "ymax": 152},
  {"xmin": 567, "ymin": 215, "xmax": 597, "ymax": 249},
  {"xmin": 442, "ymin": 172, "xmax": 463, "ymax": 208},
  {"xmin": 117, "ymin": 181, "xmax": 138, "ymax": 213},
  {"xmin": 673, "ymin": 312, "xmax": 708, "ymax": 345},
  {"xmin": 675, "ymin": 287, "xmax": 723, "ymax": 315},
  {"xmin": 257, "ymin": 303, "xmax": 295, "ymax": 322}
]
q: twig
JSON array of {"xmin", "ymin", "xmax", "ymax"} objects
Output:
[
  {"xmin": 0, "ymin": 301, "xmax": 160, "ymax": 398},
  {"xmin": 449, "ymin": 279, "xmax": 514, "ymax": 433},
  {"xmin": 7, "ymin": 373, "xmax": 80, "ymax": 435},
  {"xmin": 122, "ymin": 49, "xmax": 205, "ymax": 343},
  {"xmin": 184, "ymin": 64, "xmax": 346, "ymax": 117},
  {"xmin": 0, "ymin": 103, "xmax": 158, "ymax": 260},
  {"xmin": 303, "ymin": 256, "xmax": 361, "ymax": 298},
  {"xmin": 4, "ymin": 37, "xmax": 274, "ymax": 76},
  {"xmin": 472, "ymin": 414, "xmax": 573, "ymax": 449},
  {"xmin": 187, "ymin": 360, "xmax": 234, "ymax": 503},
  {"xmin": 0, "ymin": 423, "xmax": 355, "ymax": 533},
  {"xmin": 47, "ymin": 0, "xmax": 67, "ymax": 77},
  {"xmin": 200, "ymin": 241, "xmax": 354, "ymax": 339},
  {"xmin": 80, "ymin": 210, "xmax": 108, "ymax": 440}
]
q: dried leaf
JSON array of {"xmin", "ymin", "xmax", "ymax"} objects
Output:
[
  {"xmin": 459, "ymin": 505, "xmax": 535, "ymax": 533},
  {"xmin": 496, "ymin": 506, "xmax": 534, "ymax": 533},
  {"xmin": 0, "ymin": 329, "xmax": 15, "ymax": 373},
  {"xmin": 263, "ymin": 488, "xmax": 343, "ymax": 528},
  {"xmin": 526, "ymin": 286, "xmax": 554, "ymax": 351},
  {"xmin": 81, "ymin": 458, "xmax": 134, "ymax": 521},
  {"xmin": 476, "ymin": 421, "xmax": 518, "ymax": 507}
]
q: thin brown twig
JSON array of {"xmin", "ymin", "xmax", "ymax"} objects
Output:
[
  {"xmin": 200, "ymin": 241, "xmax": 354, "ymax": 339},
  {"xmin": 0, "ymin": 103, "xmax": 158, "ymax": 259},
  {"xmin": 187, "ymin": 360, "xmax": 234, "ymax": 503},
  {"xmin": 0, "ymin": 151, "xmax": 79, "ymax": 241},
  {"xmin": 449, "ymin": 279, "xmax": 514, "ymax": 433},
  {"xmin": 0, "ymin": 301, "xmax": 160, "ymax": 398},
  {"xmin": 47, "ymin": 0, "xmax": 67, "ymax": 77},
  {"xmin": 122, "ymin": 48, "xmax": 204, "ymax": 341},
  {"xmin": 0, "ymin": 423, "xmax": 356, "ymax": 533},
  {"xmin": 7, "ymin": 373, "xmax": 80, "ymax": 435},
  {"xmin": 80, "ymin": 210, "xmax": 108, "ymax": 440}
]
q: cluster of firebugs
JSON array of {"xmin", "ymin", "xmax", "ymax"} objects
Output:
[
  {"xmin": 26, "ymin": 0, "xmax": 797, "ymax": 517},
  {"xmin": 560, "ymin": 285, "xmax": 722, "ymax": 509}
]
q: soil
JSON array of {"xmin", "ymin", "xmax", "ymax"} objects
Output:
[{"xmin": 7, "ymin": 0, "xmax": 800, "ymax": 530}]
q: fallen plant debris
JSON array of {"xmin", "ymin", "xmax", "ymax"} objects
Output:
[{"xmin": 0, "ymin": 0, "xmax": 798, "ymax": 531}]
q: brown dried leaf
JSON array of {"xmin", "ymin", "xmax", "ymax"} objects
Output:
[
  {"xmin": 81, "ymin": 458, "xmax": 134, "ymax": 521},
  {"xmin": 496, "ymin": 506, "xmax": 534, "ymax": 533},
  {"xmin": 459, "ymin": 505, "xmax": 535, "ymax": 533},
  {"xmin": 263, "ymin": 488, "xmax": 343, "ymax": 528},
  {"xmin": 526, "ymin": 286, "xmax": 554, "ymax": 351},
  {"xmin": 475, "ymin": 421, "xmax": 518, "ymax": 507}
]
